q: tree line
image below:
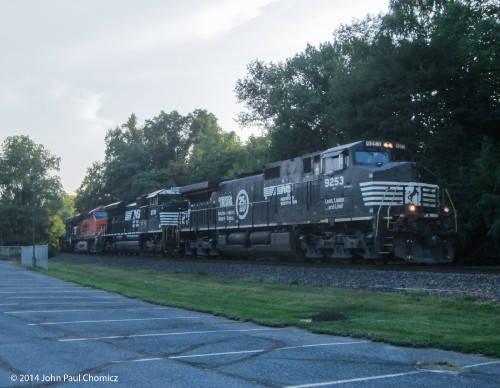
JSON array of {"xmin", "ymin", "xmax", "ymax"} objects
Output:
[{"xmin": 0, "ymin": 0, "xmax": 497, "ymax": 263}]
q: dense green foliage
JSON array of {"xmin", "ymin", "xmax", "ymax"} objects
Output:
[
  {"xmin": 75, "ymin": 110, "xmax": 271, "ymax": 210},
  {"xmin": 0, "ymin": 136, "xmax": 65, "ymax": 248},
  {"xmin": 234, "ymin": 0, "xmax": 499, "ymax": 263}
]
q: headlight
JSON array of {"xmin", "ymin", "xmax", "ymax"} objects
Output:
[
  {"xmin": 443, "ymin": 206, "xmax": 450, "ymax": 213},
  {"xmin": 408, "ymin": 204, "xmax": 417, "ymax": 213}
]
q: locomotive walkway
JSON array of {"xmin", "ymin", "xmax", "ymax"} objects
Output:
[{"xmin": 0, "ymin": 260, "xmax": 499, "ymax": 387}]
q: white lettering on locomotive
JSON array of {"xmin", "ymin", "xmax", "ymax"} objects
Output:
[
  {"xmin": 324, "ymin": 197, "xmax": 345, "ymax": 210},
  {"xmin": 218, "ymin": 195, "xmax": 233, "ymax": 207},
  {"xmin": 263, "ymin": 183, "xmax": 293, "ymax": 199},
  {"xmin": 280, "ymin": 195, "xmax": 298, "ymax": 206},
  {"xmin": 324, "ymin": 176, "xmax": 345, "ymax": 188},
  {"xmin": 125, "ymin": 209, "xmax": 140, "ymax": 229}
]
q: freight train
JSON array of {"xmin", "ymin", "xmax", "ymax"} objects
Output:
[{"xmin": 61, "ymin": 140, "xmax": 457, "ymax": 264}]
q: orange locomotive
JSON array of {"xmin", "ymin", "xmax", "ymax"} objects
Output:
[{"xmin": 62, "ymin": 207, "xmax": 108, "ymax": 252}]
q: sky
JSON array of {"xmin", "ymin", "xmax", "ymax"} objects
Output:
[{"xmin": 0, "ymin": 0, "xmax": 389, "ymax": 194}]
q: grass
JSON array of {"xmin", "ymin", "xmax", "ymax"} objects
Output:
[{"xmin": 39, "ymin": 257, "xmax": 500, "ymax": 357}]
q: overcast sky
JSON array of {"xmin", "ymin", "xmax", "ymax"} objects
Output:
[{"xmin": 1, "ymin": 0, "xmax": 389, "ymax": 194}]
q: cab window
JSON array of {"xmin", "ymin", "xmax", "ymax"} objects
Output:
[
  {"xmin": 94, "ymin": 211, "xmax": 108, "ymax": 219},
  {"xmin": 354, "ymin": 151, "xmax": 389, "ymax": 164}
]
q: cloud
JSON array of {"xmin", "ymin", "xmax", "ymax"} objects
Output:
[
  {"xmin": 48, "ymin": 81, "xmax": 113, "ymax": 138},
  {"xmin": 0, "ymin": 87, "xmax": 24, "ymax": 109},
  {"xmin": 188, "ymin": 0, "xmax": 278, "ymax": 40},
  {"xmin": 60, "ymin": 0, "xmax": 279, "ymax": 63}
]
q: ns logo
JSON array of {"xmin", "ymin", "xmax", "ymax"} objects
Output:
[{"xmin": 235, "ymin": 189, "xmax": 249, "ymax": 220}]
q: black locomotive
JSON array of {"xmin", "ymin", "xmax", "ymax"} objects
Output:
[{"xmin": 62, "ymin": 140, "xmax": 456, "ymax": 264}]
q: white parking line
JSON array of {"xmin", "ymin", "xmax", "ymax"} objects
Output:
[
  {"xmin": 120, "ymin": 349, "xmax": 266, "ymax": 363},
  {"xmin": 59, "ymin": 328, "xmax": 278, "ymax": 342},
  {"xmin": 28, "ymin": 316, "xmax": 207, "ymax": 326},
  {"xmin": 285, "ymin": 360, "xmax": 500, "ymax": 387},
  {"xmin": 0, "ymin": 290, "xmax": 107, "ymax": 294},
  {"xmin": 7, "ymin": 296, "xmax": 114, "ymax": 299},
  {"xmin": 113, "ymin": 341, "xmax": 369, "ymax": 363},
  {"xmin": 285, "ymin": 371, "xmax": 427, "ymax": 387},
  {"xmin": 279, "ymin": 341, "xmax": 368, "ymax": 350},
  {"xmin": 464, "ymin": 361, "xmax": 500, "ymax": 368},
  {"xmin": 5, "ymin": 307, "xmax": 165, "ymax": 314},
  {"xmin": 0, "ymin": 301, "xmax": 121, "ymax": 306}
]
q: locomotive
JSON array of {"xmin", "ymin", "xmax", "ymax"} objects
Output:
[
  {"xmin": 62, "ymin": 140, "xmax": 456, "ymax": 264},
  {"xmin": 62, "ymin": 188, "xmax": 189, "ymax": 254}
]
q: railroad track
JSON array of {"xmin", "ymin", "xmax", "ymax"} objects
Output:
[
  {"xmin": 52, "ymin": 252, "xmax": 500, "ymax": 304},
  {"xmin": 57, "ymin": 251, "xmax": 500, "ymax": 275}
]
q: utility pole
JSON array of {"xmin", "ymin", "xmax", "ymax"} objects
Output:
[{"xmin": 30, "ymin": 171, "xmax": 36, "ymax": 267}]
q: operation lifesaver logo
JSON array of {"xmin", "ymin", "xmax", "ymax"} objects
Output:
[{"xmin": 235, "ymin": 189, "xmax": 249, "ymax": 220}]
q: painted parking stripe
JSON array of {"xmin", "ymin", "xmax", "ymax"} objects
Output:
[
  {"xmin": 0, "ymin": 301, "xmax": 125, "ymax": 306},
  {"xmin": 5, "ymin": 307, "xmax": 165, "ymax": 314},
  {"xmin": 114, "ymin": 341, "xmax": 369, "ymax": 363},
  {"xmin": 7, "ymin": 296, "xmax": 116, "ymax": 299},
  {"xmin": 59, "ymin": 328, "xmax": 278, "ymax": 342},
  {"xmin": 28, "ymin": 316, "xmax": 208, "ymax": 326},
  {"xmin": 285, "ymin": 371, "xmax": 427, "ymax": 387},
  {"xmin": 464, "ymin": 361, "xmax": 500, "ymax": 368},
  {"xmin": 116, "ymin": 350, "xmax": 266, "ymax": 363},
  {"xmin": 279, "ymin": 341, "xmax": 368, "ymax": 351},
  {"xmin": 0, "ymin": 290, "xmax": 110, "ymax": 294},
  {"xmin": 285, "ymin": 360, "xmax": 500, "ymax": 387}
]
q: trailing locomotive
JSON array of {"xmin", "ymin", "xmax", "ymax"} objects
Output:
[
  {"xmin": 101, "ymin": 188, "xmax": 189, "ymax": 254},
  {"xmin": 61, "ymin": 188, "xmax": 189, "ymax": 255},
  {"xmin": 178, "ymin": 140, "xmax": 456, "ymax": 264},
  {"xmin": 62, "ymin": 140, "xmax": 456, "ymax": 264},
  {"xmin": 61, "ymin": 207, "xmax": 108, "ymax": 252}
]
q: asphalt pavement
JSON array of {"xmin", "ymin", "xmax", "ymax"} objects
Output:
[{"xmin": 0, "ymin": 260, "xmax": 498, "ymax": 387}]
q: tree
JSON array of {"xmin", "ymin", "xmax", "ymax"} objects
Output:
[
  {"xmin": 234, "ymin": 0, "xmax": 499, "ymax": 262},
  {"xmin": 453, "ymin": 137, "xmax": 500, "ymax": 264},
  {"xmin": 49, "ymin": 194, "xmax": 75, "ymax": 248},
  {"xmin": 0, "ymin": 135, "xmax": 64, "ymax": 247},
  {"xmin": 227, "ymin": 134, "xmax": 272, "ymax": 178},
  {"xmin": 235, "ymin": 43, "xmax": 345, "ymax": 159},
  {"xmin": 102, "ymin": 114, "xmax": 150, "ymax": 202},
  {"xmin": 186, "ymin": 111, "xmax": 244, "ymax": 183},
  {"xmin": 75, "ymin": 161, "xmax": 109, "ymax": 213}
]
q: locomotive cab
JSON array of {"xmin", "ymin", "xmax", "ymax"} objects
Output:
[
  {"xmin": 304, "ymin": 140, "xmax": 456, "ymax": 263},
  {"xmin": 73, "ymin": 207, "xmax": 108, "ymax": 252}
]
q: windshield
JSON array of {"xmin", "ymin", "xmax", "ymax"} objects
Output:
[
  {"xmin": 95, "ymin": 211, "xmax": 108, "ymax": 219},
  {"xmin": 354, "ymin": 151, "xmax": 389, "ymax": 164}
]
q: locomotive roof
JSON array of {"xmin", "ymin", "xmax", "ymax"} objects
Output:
[
  {"xmin": 261, "ymin": 141, "xmax": 364, "ymax": 169},
  {"xmin": 103, "ymin": 201, "xmax": 124, "ymax": 210},
  {"xmin": 321, "ymin": 141, "xmax": 364, "ymax": 156},
  {"xmin": 147, "ymin": 187, "xmax": 180, "ymax": 198}
]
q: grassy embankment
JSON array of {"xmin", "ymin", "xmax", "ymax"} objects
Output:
[{"xmin": 41, "ymin": 258, "xmax": 499, "ymax": 357}]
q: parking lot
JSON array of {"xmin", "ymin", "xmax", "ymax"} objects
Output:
[{"xmin": 0, "ymin": 260, "xmax": 499, "ymax": 387}]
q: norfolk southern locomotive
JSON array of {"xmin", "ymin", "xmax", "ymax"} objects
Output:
[{"xmin": 62, "ymin": 140, "xmax": 456, "ymax": 264}]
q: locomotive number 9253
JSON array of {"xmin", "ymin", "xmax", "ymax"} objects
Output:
[{"xmin": 325, "ymin": 176, "xmax": 345, "ymax": 187}]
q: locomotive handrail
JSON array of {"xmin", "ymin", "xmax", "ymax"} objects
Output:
[
  {"xmin": 444, "ymin": 188, "xmax": 458, "ymax": 232},
  {"xmin": 375, "ymin": 184, "xmax": 401, "ymax": 237},
  {"xmin": 375, "ymin": 186, "xmax": 391, "ymax": 238},
  {"xmin": 386, "ymin": 184, "xmax": 401, "ymax": 228}
]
